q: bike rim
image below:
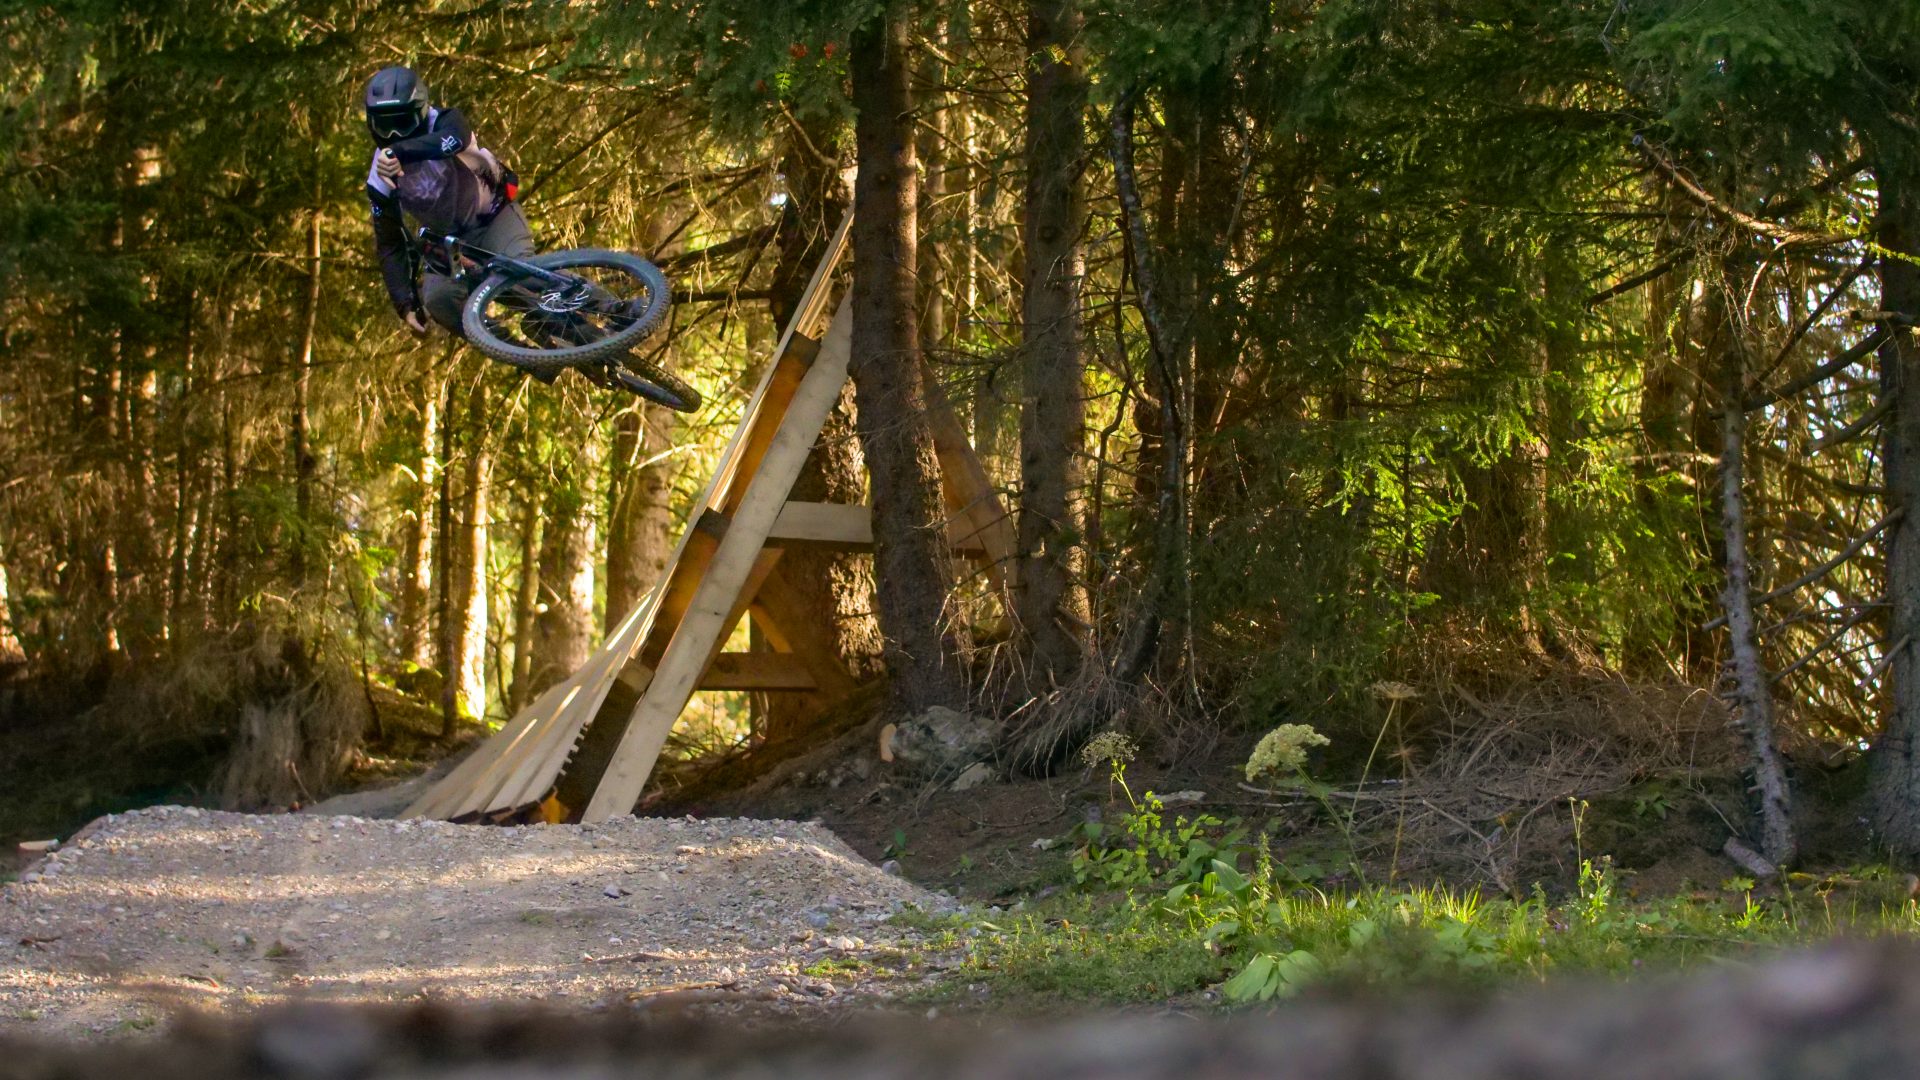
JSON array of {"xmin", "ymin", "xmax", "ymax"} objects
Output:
[{"xmin": 474, "ymin": 264, "xmax": 661, "ymax": 353}]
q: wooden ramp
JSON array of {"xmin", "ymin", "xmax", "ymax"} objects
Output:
[{"xmin": 403, "ymin": 210, "xmax": 1016, "ymax": 824}]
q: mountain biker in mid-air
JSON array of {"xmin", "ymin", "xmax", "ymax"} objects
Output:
[
  {"xmin": 362, "ymin": 65, "xmax": 692, "ymax": 405},
  {"xmin": 362, "ymin": 67, "xmax": 535, "ymax": 346}
]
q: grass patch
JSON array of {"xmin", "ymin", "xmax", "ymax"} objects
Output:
[
  {"xmin": 907, "ymin": 764, "xmax": 1920, "ymax": 1009},
  {"xmin": 921, "ymin": 865, "xmax": 1920, "ymax": 1009}
]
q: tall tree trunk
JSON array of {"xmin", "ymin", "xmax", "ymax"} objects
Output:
[
  {"xmin": 1717, "ymin": 342, "xmax": 1798, "ymax": 867},
  {"xmin": 1108, "ymin": 89, "xmax": 1189, "ymax": 686},
  {"xmin": 438, "ymin": 380, "xmax": 492, "ymax": 736},
  {"xmin": 289, "ymin": 210, "xmax": 321, "ymax": 589},
  {"xmin": 1015, "ymin": 0, "xmax": 1090, "ymax": 687},
  {"xmin": 0, "ymin": 544, "xmax": 24, "ymax": 672},
  {"xmin": 849, "ymin": 7, "xmax": 970, "ymax": 717},
  {"xmin": 508, "ymin": 498, "xmax": 541, "ymax": 713},
  {"xmin": 605, "ymin": 405, "xmax": 678, "ymax": 630},
  {"xmin": 524, "ymin": 439, "xmax": 601, "ymax": 696},
  {"xmin": 753, "ymin": 105, "xmax": 879, "ymax": 742},
  {"xmin": 166, "ymin": 290, "xmax": 197, "ymax": 643},
  {"xmin": 1872, "ymin": 162, "xmax": 1920, "ymax": 857},
  {"xmin": 395, "ymin": 357, "xmax": 443, "ymax": 667}
]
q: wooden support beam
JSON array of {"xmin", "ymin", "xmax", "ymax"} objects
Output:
[
  {"xmin": 923, "ymin": 369, "xmax": 1018, "ymax": 591},
  {"xmin": 748, "ymin": 564, "xmax": 859, "ymax": 699},
  {"xmin": 764, "ymin": 501, "xmax": 989, "ymax": 554},
  {"xmin": 695, "ymin": 548, "xmax": 785, "ymax": 681},
  {"xmin": 581, "ymin": 300, "xmax": 857, "ymax": 823},
  {"xmin": 699, "ymin": 653, "xmax": 819, "ymax": 691}
]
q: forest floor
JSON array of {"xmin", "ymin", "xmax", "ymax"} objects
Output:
[
  {"xmin": 0, "ymin": 807, "xmax": 955, "ymax": 1040},
  {"xmin": 4, "ymin": 668, "xmax": 1916, "ymax": 1043}
]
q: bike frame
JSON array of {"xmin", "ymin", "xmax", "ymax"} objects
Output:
[{"xmin": 418, "ymin": 229, "xmax": 574, "ymax": 291}]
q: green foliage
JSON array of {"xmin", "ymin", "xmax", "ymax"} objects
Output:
[
  {"xmin": 941, "ymin": 856, "xmax": 1920, "ymax": 1009},
  {"xmin": 1070, "ymin": 794, "xmax": 1249, "ymax": 889}
]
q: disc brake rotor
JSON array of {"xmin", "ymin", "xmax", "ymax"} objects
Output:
[{"xmin": 536, "ymin": 283, "xmax": 595, "ymax": 314}]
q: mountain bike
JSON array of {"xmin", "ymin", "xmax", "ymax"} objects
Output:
[{"xmin": 421, "ymin": 230, "xmax": 701, "ymax": 412}]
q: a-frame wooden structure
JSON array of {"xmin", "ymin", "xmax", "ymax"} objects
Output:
[{"xmin": 403, "ymin": 211, "xmax": 1015, "ymax": 825}]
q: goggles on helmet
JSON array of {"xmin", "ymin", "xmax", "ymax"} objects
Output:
[{"xmin": 367, "ymin": 101, "xmax": 427, "ymax": 143}]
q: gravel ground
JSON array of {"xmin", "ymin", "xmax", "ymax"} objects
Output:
[{"xmin": 0, "ymin": 807, "xmax": 956, "ymax": 1040}]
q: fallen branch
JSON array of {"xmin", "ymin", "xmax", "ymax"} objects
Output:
[{"xmin": 1722, "ymin": 835, "xmax": 1780, "ymax": 881}]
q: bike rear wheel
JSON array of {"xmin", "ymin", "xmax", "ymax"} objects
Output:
[
  {"xmin": 461, "ymin": 248, "xmax": 670, "ymax": 370},
  {"xmin": 610, "ymin": 356, "xmax": 703, "ymax": 412}
]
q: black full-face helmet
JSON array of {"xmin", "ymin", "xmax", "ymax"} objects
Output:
[{"xmin": 365, "ymin": 66, "xmax": 429, "ymax": 145}]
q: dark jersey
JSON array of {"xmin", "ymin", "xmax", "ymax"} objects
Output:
[{"xmin": 366, "ymin": 107, "xmax": 507, "ymax": 318}]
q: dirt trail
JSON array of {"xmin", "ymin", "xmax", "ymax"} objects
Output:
[{"xmin": 1, "ymin": 807, "xmax": 954, "ymax": 1039}]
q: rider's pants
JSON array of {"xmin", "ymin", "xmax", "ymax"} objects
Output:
[{"xmin": 420, "ymin": 204, "xmax": 535, "ymax": 334}]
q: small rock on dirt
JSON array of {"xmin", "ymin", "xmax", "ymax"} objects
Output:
[{"xmin": 886, "ymin": 707, "xmax": 996, "ymax": 779}]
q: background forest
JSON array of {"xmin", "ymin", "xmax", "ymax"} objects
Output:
[{"xmin": 3, "ymin": 0, "xmax": 1920, "ymax": 881}]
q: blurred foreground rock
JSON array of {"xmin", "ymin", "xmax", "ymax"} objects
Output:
[{"xmin": 6, "ymin": 942, "xmax": 1919, "ymax": 1079}]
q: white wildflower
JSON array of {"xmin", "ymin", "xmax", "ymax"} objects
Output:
[
  {"xmin": 1245, "ymin": 724, "xmax": 1331, "ymax": 783},
  {"xmin": 1369, "ymin": 680, "xmax": 1420, "ymax": 702},
  {"xmin": 1080, "ymin": 730, "xmax": 1138, "ymax": 769}
]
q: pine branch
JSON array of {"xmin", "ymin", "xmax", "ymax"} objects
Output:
[
  {"xmin": 1704, "ymin": 509, "xmax": 1904, "ymax": 630},
  {"xmin": 1743, "ymin": 327, "xmax": 1890, "ymax": 411},
  {"xmin": 1585, "ymin": 251, "xmax": 1690, "ymax": 307},
  {"xmin": 1810, "ymin": 398, "xmax": 1893, "ymax": 453},
  {"xmin": 1635, "ymin": 136, "xmax": 1860, "ymax": 248}
]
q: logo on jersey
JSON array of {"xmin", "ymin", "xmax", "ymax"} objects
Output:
[{"xmin": 440, "ymin": 134, "xmax": 460, "ymax": 152}]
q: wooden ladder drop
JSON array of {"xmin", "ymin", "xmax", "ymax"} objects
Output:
[{"xmin": 402, "ymin": 210, "xmax": 1016, "ymax": 824}]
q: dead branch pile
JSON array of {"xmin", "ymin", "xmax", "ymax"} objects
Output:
[{"xmin": 1264, "ymin": 673, "xmax": 1744, "ymax": 892}]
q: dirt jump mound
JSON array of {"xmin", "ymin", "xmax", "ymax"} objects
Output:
[{"xmin": 1, "ymin": 807, "xmax": 949, "ymax": 1039}]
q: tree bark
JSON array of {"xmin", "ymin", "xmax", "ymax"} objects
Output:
[
  {"xmin": 849, "ymin": 7, "xmax": 970, "ymax": 717},
  {"xmin": 916, "ymin": 13, "xmax": 949, "ymax": 364},
  {"xmin": 1108, "ymin": 88, "xmax": 1188, "ymax": 687},
  {"xmin": 395, "ymin": 362, "xmax": 443, "ymax": 668},
  {"xmin": 1015, "ymin": 0, "xmax": 1090, "ymax": 687},
  {"xmin": 439, "ymin": 380, "xmax": 492, "ymax": 736},
  {"xmin": 605, "ymin": 404, "xmax": 678, "ymax": 631},
  {"xmin": 1871, "ymin": 162, "xmax": 1920, "ymax": 857},
  {"xmin": 508, "ymin": 498, "xmax": 540, "ymax": 713},
  {"xmin": 1717, "ymin": 353, "xmax": 1798, "ymax": 868},
  {"xmin": 289, "ymin": 210, "xmax": 321, "ymax": 589},
  {"xmin": 524, "ymin": 438, "xmax": 601, "ymax": 696}
]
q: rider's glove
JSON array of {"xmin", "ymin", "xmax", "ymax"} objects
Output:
[{"xmin": 375, "ymin": 148, "xmax": 404, "ymax": 185}]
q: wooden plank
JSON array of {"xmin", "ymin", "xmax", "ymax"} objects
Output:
[
  {"xmin": 766, "ymin": 501, "xmax": 872, "ymax": 549},
  {"xmin": 605, "ymin": 211, "xmax": 850, "ymax": 684},
  {"xmin": 483, "ymin": 595, "xmax": 656, "ymax": 813},
  {"xmin": 701, "ymin": 548, "xmax": 785, "ymax": 676},
  {"xmin": 924, "ymin": 369, "xmax": 1018, "ymax": 587},
  {"xmin": 713, "ymin": 346, "xmax": 816, "ymax": 514},
  {"xmin": 748, "ymin": 565, "xmax": 858, "ymax": 699},
  {"xmin": 401, "ymin": 682, "xmax": 556, "ymax": 819},
  {"xmin": 581, "ymin": 299, "xmax": 855, "ymax": 823},
  {"xmin": 631, "ymin": 529, "xmax": 719, "ymax": 672},
  {"xmin": 698, "ymin": 653, "xmax": 818, "ymax": 691},
  {"xmin": 407, "ymin": 578, "xmax": 661, "ymax": 821},
  {"xmin": 462, "ymin": 682, "xmax": 592, "ymax": 815},
  {"xmin": 765, "ymin": 501, "xmax": 988, "ymax": 554}
]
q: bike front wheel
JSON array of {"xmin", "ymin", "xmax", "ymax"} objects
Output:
[{"xmin": 461, "ymin": 248, "xmax": 670, "ymax": 371}]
